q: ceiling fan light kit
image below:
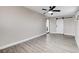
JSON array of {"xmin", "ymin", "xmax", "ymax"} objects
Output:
[
  {"xmin": 48, "ymin": 11, "xmax": 53, "ymax": 13},
  {"xmin": 42, "ymin": 6, "xmax": 60, "ymax": 15}
]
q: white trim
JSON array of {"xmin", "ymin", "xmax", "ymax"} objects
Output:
[
  {"xmin": 0, "ymin": 33, "xmax": 47, "ymax": 50},
  {"xmin": 49, "ymin": 32, "xmax": 63, "ymax": 35},
  {"xmin": 52, "ymin": 32, "xmax": 63, "ymax": 34},
  {"xmin": 63, "ymin": 33, "xmax": 75, "ymax": 37},
  {"xmin": 50, "ymin": 32, "xmax": 75, "ymax": 36}
]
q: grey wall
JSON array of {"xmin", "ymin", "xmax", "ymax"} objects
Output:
[
  {"xmin": 75, "ymin": 11, "xmax": 79, "ymax": 48},
  {"xmin": 75, "ymin": 19, "xmax": 79, "ymax": 48},
  {"xmin": 0, "ymin": 7, "xmax": 46, "ymax": 47},
  {"xmin": 49, "ymin": 17, "xmax": 75, "ymax": 36},
  {"xmin": 49, "ymin": 18, "xmax": 56, "ymax": 33},
  {"xmin": 64, "ymin": 18, "xmax": 76, "ymax": 36}
]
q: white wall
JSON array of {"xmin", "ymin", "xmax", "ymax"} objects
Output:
[
  {"xmin": 49, "ymin": 18, "xmax": 56, "ymax": 33},
  {"xmin": 64, "ymin": 18, "xmax": 76, "ymax": 36},
  {"xmin": 50, "ymin": 18, "xmax": 64, "ymax": 34},
  {"xmin": 56, "ymin": 19, "xmax": 64, "ymax": 34},
  {"xmin": 0, "ymin": 7, "xmax": 46, "ymax": 47},
  {"xmin": 75, "ymin": 19, "xmax": 79, "ymax": 48},
  {"xmin": 49, "ymin": 17, "xmax": 75, "ymax": 36},
  {"xmin": 75, "ymin": 11, "xmax": 79, "ymax": 48}
]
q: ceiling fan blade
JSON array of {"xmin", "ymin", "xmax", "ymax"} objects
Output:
[
  {"xmin": 49, "ymin": 6, "xmax": 56, "ymax": 11},
  {"xmin": 52, "ymin": 10, "xmax": 60, "ymax": 12},
  {"xmin": 42, "ymin": 8, "xmax": 47, "ymax": 11},
  {"xmin": 52, "ymin": 6, "xmax": 56, "ymax": 9},
  {"xmin": 51, "ymin": 13, "xmax": 53, "ymax": 15},
  {"xmin": 49, "ymin": 6, "xmax": 52, "ymax": 8}
]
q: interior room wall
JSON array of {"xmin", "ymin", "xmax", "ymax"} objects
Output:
[
  {"xmin": 56, "ymin": 19, "xmax": 64, "ymax": 34},
  {"xmin": 0, "ymin": 6, "xmax": 47, "ymax": 48},
  {"xmin": 49, "ymin": 18, "xmax": 56, "ymax": 33},
  {"xmin": 75, "ymin": 11, "xmax": 79, "ymax": 48},
  {"xmin": 75, "ymin": 19, "xmax": 79, "ymax": 48},
  {"xmin": 64, "ymin": 17, "xmax": 76, "ymax": 36},
  {"xmin": 49, "ymin": 17, "xmax": 75, "ymax": 36}
]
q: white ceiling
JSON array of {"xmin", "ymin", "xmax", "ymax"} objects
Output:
[{"xmin": 25, "ymin": 6, "xmax": 79, "ymax": 17}]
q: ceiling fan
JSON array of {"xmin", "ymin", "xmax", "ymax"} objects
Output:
[{"xmin": 42, "ymin": 6, "xmax": 60, "ymax": 15}]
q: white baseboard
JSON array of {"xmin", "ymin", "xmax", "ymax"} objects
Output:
[
  {"xmin": 63, "ymin": 33, "xmax": 75, "ymax": 37},
  {"xmin": 0, "ymin": 33, "xmax": 47, "ymax": 50},
  {"xmin": 50, "ymin": 33, "xmax": 75, "ymax": 37},
  {"xmin": 50, "ymin": 32, "xmax": 63, "ymax": 35}
]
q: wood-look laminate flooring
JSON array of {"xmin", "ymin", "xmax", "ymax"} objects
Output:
[{"xmin": 0, "ymin": 34, "xmax": 79, "ymax": 53}]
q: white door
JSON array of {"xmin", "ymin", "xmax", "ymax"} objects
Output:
[{"xmin": 56, "ymin": 19, "xmax": 63, "ymax": 34}]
